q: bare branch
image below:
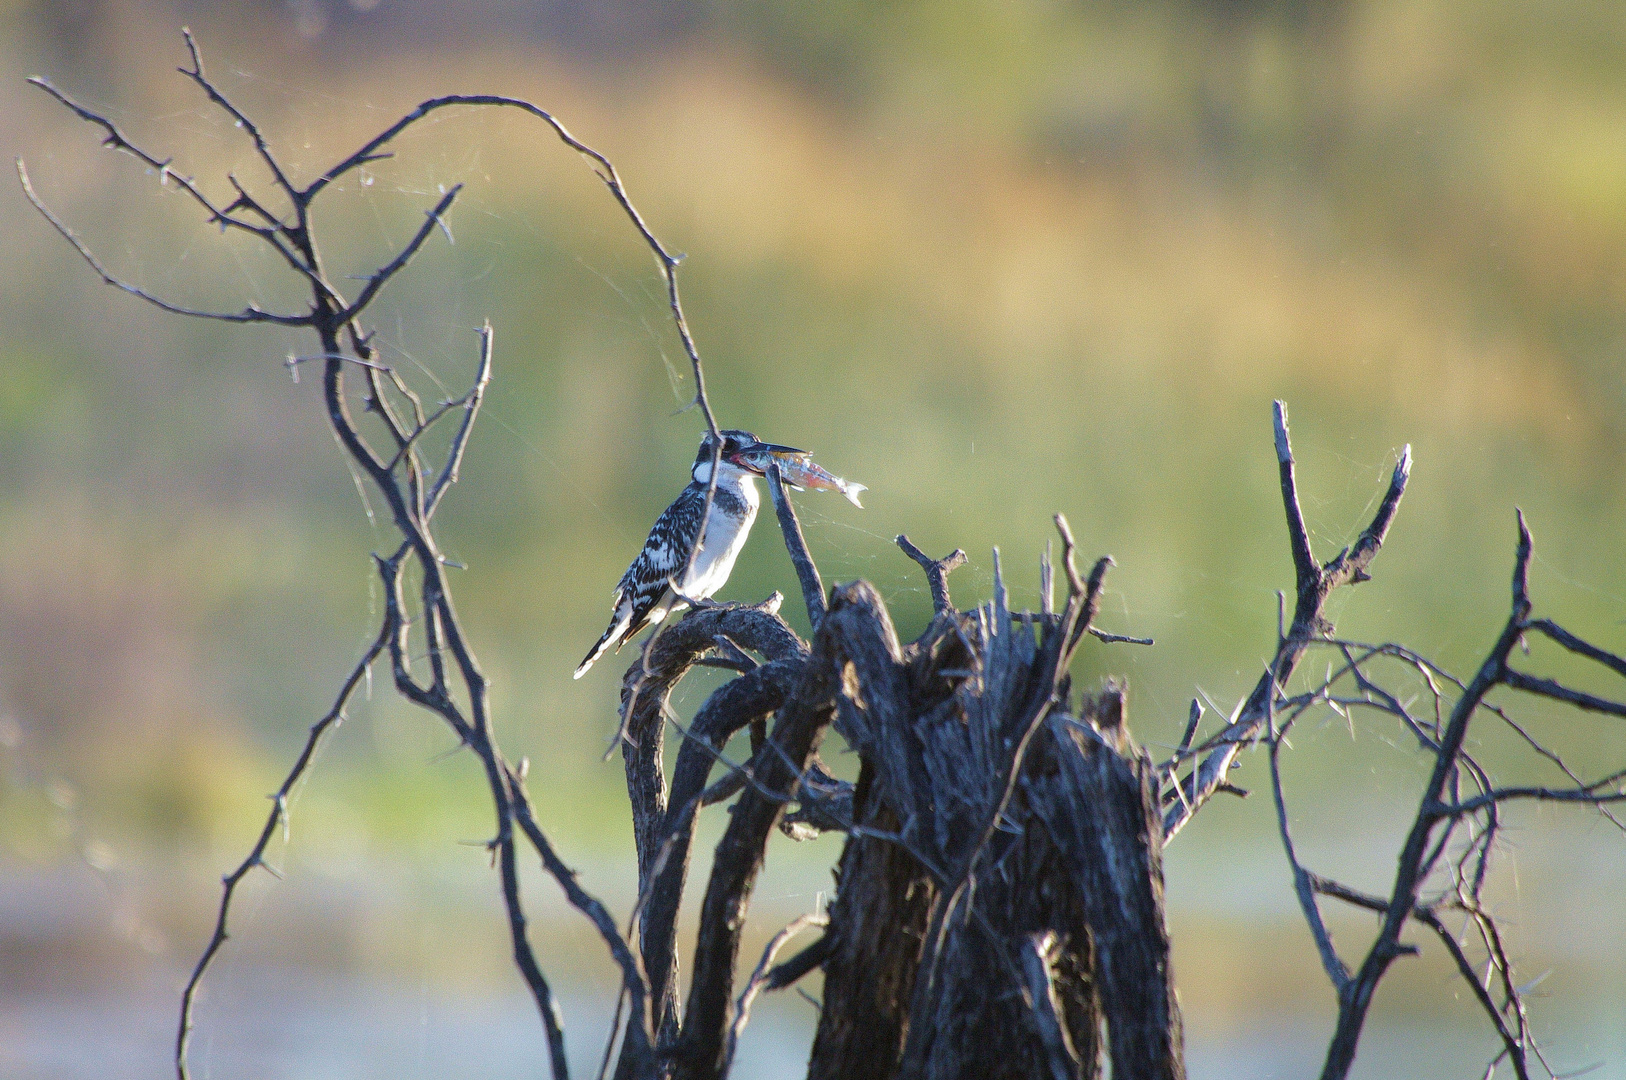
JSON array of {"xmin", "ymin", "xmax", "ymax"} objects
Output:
[
  {"xmin": 1269, "ymin": 735, "xmax": 1350, "ymax": 991},
  {"xmin": 18, "ymin": 160, "xmax": 312, "ymax": 326},
  {"xmin": 498, "ymin": 826, "xmax": 572, "ymax": 1080},
  {"xmin": 1430, "ymin": 778, "xmax": 1626, "ymax": 818},
  {"xmin": 1052, "ymin": 512, "xmax": 1087, "ymax": 598},
  {"xmin": 764, "ymin": 934, "xmax": 831, "ymax": 991},
  {"xmin": 508, "ymin": 764, "xmax": 655, "ymax": 1074},
  {"xmin": 895, "ymin": 534, "xmax": 967, "ymax": 615},
  {"xmin": 766, "ymin": 463, "xmax": 827, "ymax": 630},
  {"xmin": 1273, "ymin": 400, "xmax": 1317, "ymax": 590},
  {"xmin": 1501, "ymin": 670, "xmax": 1626, "ymax": 718},
  {"xmin": 338, "ymin": 185, "xmax": 463, "ymax": 323},
  {"xmin": 674, "ymin": 584, "xmax": 888, "ymax": 1080},
  {"xmin": 39, "ymin": 37, "xmax": 712, "ymax": 1080},
  {"xmin": 1323, "ymin": 443, "xmax": 1412, "ymax": 591},
  {"xmin": 177, "ymin": 29, "xmax": 301, "ymax": 209},
  {"xmin": 724, "ymin": 914, "xmax": 828, "ymax": 1073},
  {"xmin": 1163, "ymin": 414, "xmax": 1411, "ymax": 844},
  {"xmin": 1089, "ymin": 627, "xmax": 1155, "ymax": 646},
  {"xmin": 640, "ymin": 659, "xmax": 800, "ymax": 1038},
  {"xmin": 1308, "ymin": 874, "xmax": 1531, "ymax": 1080},
  {"xmin": 426, "ymin": 321, "xmax": 495, "ymax": 517},
  {"xmin": 1526, "ymin": 618, "xmax": 1626, "ymax": 681},
  {"xmin": 1320, "ymin": 512, "xmax": 1532, "ymax": 1079},
  {"xmin": 25, "ymin": 75, "xmax": 278, "ymax": 238},
  {"xmin": 303, "ymin": 92, "xmax": 720, "ymax": 437},
  {"xmin": 177, "ymin": 545, "xmax": 407, "ymax": 1080}
]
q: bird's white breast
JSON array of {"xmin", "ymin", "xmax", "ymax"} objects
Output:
[{"xmin": 679, "ymin": 475, "xmax": 759, "ymax": 600}]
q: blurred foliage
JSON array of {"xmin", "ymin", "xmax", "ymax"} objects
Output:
[{"xmin": 0, "ymin": 0, "xmax": 1622, "ymax": 1012}]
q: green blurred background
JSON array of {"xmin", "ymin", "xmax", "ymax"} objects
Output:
[{"xmin": 1, "ymin": 0, "xmax": 1623, "ymax": 1076}]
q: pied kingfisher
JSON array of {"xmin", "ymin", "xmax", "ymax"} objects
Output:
[{"xmin": 574, "ymin": 429, "xmax": 803, "ymax": 679}]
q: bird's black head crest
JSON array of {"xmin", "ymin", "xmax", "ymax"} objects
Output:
[
  {"xmin": 695, "ymin": 429, "xmax": 760, "ymax": 467},
  {"xmin": 692, "ymin": 429, "xmax": 807, "ymax": 479}
]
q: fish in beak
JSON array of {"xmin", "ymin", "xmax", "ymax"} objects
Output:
[
  {"xmin": 731, "ymin": 440, "xmax": 807, "ymax": 473},
  {"xmin": 736, "ymin": 441, "xmax": 866, "ymax": 508}
]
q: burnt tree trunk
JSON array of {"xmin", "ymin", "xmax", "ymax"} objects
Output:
[
  {"xmin": 807, "ymin": 565, "xmax": 1183, "ymax": 1080},
  {"xmin": 615, "ymin": 526, "xmax": 1184, "ymax": 1080}
]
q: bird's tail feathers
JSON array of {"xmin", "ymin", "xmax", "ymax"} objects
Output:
[{"xmin": 574, "ymin": 610, "xmax": 632, "ymax": 679}]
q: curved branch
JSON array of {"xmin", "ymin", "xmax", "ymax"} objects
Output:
[
  {"xmin": 724, "ymin": 913, "xmax": 829, "ymax": 1073},
  {"xmin": 304, "ymin": 92, "xmax": 719, "ymax": 436},
  {"xmin": 640, "ymin": 659, "xmax": 801, "ymax": 1040},
  {"xmin": 672, "ymin": 584, "xmax": 890, "ymax": 1080}
]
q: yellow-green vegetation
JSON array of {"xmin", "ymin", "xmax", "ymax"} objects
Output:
[{"xmin": 1, "ymin": 3, "xmax": 1623, "ymax": 1068}]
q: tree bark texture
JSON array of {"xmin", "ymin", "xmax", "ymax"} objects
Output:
[{"xmin": 800, "ymin": 569, "xmax": 1184, "ymax": 1080}]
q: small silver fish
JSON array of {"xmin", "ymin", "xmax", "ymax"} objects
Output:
[{"xmin": 749, "ymin": 449, "xmax": 867, "ymax": 508}]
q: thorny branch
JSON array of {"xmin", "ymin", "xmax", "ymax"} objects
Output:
[
  {"xmin": 175, "ymin": 544, "xmax": 407, "ymax": 1075},
  {"xmin": 22, "ymin": 31, "xmax": 702, "ymax": 1080},
  {"xmin": 1153, "ymin": 406, "xmax": 1623, "ymax": 1079},
  {"xmin": 1309, "ymin": 512, "xmax": 1626, "ymax": 1080},
  {"xmin": 1161, "ymin": 401, "xmax": 1411, "ymax": 843}
]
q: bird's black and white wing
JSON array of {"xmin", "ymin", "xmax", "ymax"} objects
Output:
[{"xmin": 573, "ymin": 484, "xmax": 706, "ymax": 679}]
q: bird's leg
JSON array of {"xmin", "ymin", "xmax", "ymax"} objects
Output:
[{"xmin": 665, "ymin": 578, "xmax": 729, "ymax": 611}]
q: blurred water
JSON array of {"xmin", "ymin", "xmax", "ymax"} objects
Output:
[
  {"xmin": 4, "ymin": 974, "xmax": 1621, "ymax": 1079},
  {"xmin": 3, "ymin": 851, "xmax": 1622, "ymax": 1080},
  {"xmin": 0, "ymin": 976, "xmax": 816, "ymax": 1080}
]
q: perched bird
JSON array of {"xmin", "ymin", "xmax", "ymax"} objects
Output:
[{"xmin": 574, "ymin": 429, "xmax": 804, "ymax": 679}]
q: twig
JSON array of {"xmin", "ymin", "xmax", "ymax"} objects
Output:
[
  {"xmin": 338, "ymin": 186, "xmax": 463, "ymax": 323},
  {"xmin": 425, "ymin": 322, "xmax": 494, "ymax": 517},
  {"xmin": 176, "ymin": 545, "xmax": 406, "ymax": 1080},
  {"xmin": 1309, "ymin": 874, "xmax": 1531, "ymax": 1080},
  {"xmin": 508, "ymin": 764, "xmax": 655, "ymax": 1073},
  {"xmin": 1270, "ymin": 733, "xmax": 1349, "ymax": 991},
  {"xmin": 1500, "ymin": 670, "xmax": 1626, "ymax": 717},
  {"xmin": 1319, "ymin": 512, "xmax": 1530, "ymax": 1079},
  {"xmin": 723, "ymin": 914, "xmax": 828, "ymax": 1072},
  {"xmin": 178, "ymin": 28, "xmax": 301, "ymax": 209},
  {"xmin": 1525, "ymin": 619, "xmax": 1626, "ymax": 680},
  {"xmin": 895, "ymin": 534, "xmax": 967, "ymax": 615},
  {"xmin": 1163, "ymin": 408, "xmax": 1410, "ymax": 844},
  {"xmin": 18, "ymin": 160, "xmax": 312, "ymax": 326}
]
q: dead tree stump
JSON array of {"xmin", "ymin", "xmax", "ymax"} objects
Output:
[{"xmin": 806, "ymin": 563, "xmax": 1183, "ymax": 1080}]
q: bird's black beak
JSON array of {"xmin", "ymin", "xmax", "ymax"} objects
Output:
[{"xmin": 730, "ymin": 441, "xmax": 806, "ymax": 475}]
